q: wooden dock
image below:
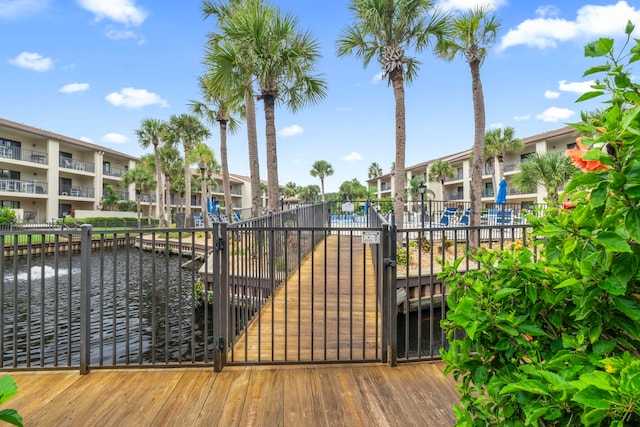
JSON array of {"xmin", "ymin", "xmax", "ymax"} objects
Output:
[
  {"xmin": 7, "ymin": 362, "xmax": 459, "ymax": 426},
  {"xmin": 230, "ymin": 234, "xmax": 381, "ymax": 363}
]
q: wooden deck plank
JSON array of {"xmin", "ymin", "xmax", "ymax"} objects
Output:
[
  {"xmin": 5, "ymin": 363, "xmax": 458, "ymax": 426},
  {"xmin": 231, "ymin": 234, "xmax": 380, "ymax": 363}
]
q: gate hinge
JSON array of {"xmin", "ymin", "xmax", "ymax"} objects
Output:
[
  {"xmin": 214, "ymin": 238, "xmax": 225, "ymax": 251},
  {"xmin": 384, "ymin": 258, "xmax": 396, "ymax": 268}
]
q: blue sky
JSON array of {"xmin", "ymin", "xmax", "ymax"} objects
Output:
[{"xmin": 1, "ymin": 0, "xmax": 639, "ymax": 192}]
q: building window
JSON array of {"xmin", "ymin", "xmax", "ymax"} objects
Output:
[
  {"xmin": 567, "ymin": 142, "xmax": 577, "ymax": 150},
  {"xmin": 0, "ymin": 200, "xmax": 20, "ymax": 209},
  {"xmin": 0, "ymin": 169, "xmax": 20, "ymax": 180},
  {"xmin": 60, "ymin": 152, "xmax": 72, "ymax": 168}
]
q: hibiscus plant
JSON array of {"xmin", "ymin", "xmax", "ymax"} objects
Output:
[{"xmin": 441, "ymin": 21, "xmax": 640, "ymax": 426}]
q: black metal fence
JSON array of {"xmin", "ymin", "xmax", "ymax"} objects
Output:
[{"xmin": 0, "ymin": 202, "xmax": 535, "ymax": 372}]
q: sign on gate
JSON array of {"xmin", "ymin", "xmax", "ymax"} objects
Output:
[
  {"xmin": 341, "ymin": 202, "xmax": 354, "ymax": 212},
  {"xmin": 362, "ymin": 230, "xmax": 380, "ymax": 244}
]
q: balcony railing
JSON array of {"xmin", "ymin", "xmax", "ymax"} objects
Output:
[
  {"xmin": 102, "ymin": 190, "xmax": 130, "ymax": 201},
  {"xmin": 103, "ymin": 165, "xmax": 126, "ymax": 178},
  {"xmin": 60, "ymin": 158, "xmax": 95, "ymax": 173},
  {"xmin": 482, "ymin": 190, "xmax": 495, "ymax": 198},
  {"xmin": 0, "ymin": 146, "xmax": 48, "ymax": 165},
  {"xmin": 444, "ymin": 172, "xmax": 464, "ymax": 182},
  {"xmin": 504, "ymin": 163, "xmax": 518, "ymax": 172},
  {"xmin": 60, "ymin": 185, "xmax": 94, "ymax": 198},
  {"xmin": 0, "ymin": 179, "xmax": 47, "ymax": 194},
  {"xmin": 447, "ymin": 193, "xmax": 465, "ymax": 201},
  {"xmin": 141, "ymin": 194, "xmax": 157, "ymax": 203}
]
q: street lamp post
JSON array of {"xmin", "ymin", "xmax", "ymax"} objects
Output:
[
  {"xmin": 418, "ymin": 183, "xmax": 426, "ymax": 229},
  {"xmin": 280, "ymin": 194, "xmax": 285, "ymax": 212}
]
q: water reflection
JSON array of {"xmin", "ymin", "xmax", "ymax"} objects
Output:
[{"xmin": 2, "ymin": 249, "xmax": 214, "ymax": 368}]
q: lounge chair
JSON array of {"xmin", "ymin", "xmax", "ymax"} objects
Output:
[
  {"xmin": 438, "ymin": 207, "xmax": 459, "ymax": 226},
  {"xmin": 457, "ymin": 208, "xmax": 471, "ymax": 226}
]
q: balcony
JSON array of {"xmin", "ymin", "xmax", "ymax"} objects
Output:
[
  {"xmin": 103, "ymin": 165, "xmax": 126, "ymax": 178},
  {"xmin": 141, "ymin": 194, "xmax": 157, "ymax": 203},
  {"xmin": 60, "ymin": 185, "xmax": 94, "ymax": 198},
  {"xmin": 447, "ymin": 193, "xmax": 465, "ymax": 201},
  {"xmin": 0, "ymin": 179, "xmax": 47, "ymax": 194},
  {"xmin": 504, "ymin": 163, "xmax": 518, "ymax": 173},
  {"xmin": 60, "ymin": 158, "xmax": 95, "ymax": 173},
  {"xmin": 482, "ymin": 189, "xmax": 495, "ymax": 198},
  {"xmin": 0, "ymin": 146, "xmax": 48, "ymax": 165},
  {"xmin": 444, "ymin": 172, "xmax": 464, "ymax": 182}
]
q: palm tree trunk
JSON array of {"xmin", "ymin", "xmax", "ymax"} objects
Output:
[
  {"xmin": 469, "ymin": 59, "xmax": 486, "ymax": 250},
  {"xmin": 136, "ymin": 191, "xmax": 142, "ymax": 228},
  {"xmin": 200, "ymin": 169, "xmax": 206, "ymax": 227},
  {"xmin": 165, "ymin": 174, "xmax": 171, "ymax": 226},
  {"xmin": 320, "ymin": 177, "xmax": 325, "ymax": 202},
  {"xmin": 245, "ymin": 91, "xmax": 261, "ymax": 217},
  {"xmin": 220, "ymin": 120, "xmax": 234, "ymax": 222},
  {"xmin": 153, "ymin": 143, "xmax": 163, "ymax": 226},
  {"xmin": 263, "ymin": 94, "xmax": 280, "ymax": 212},
  {"xmin": 390, "ymin": 70, "xmax": 406, "ymax": 226},
  {"xmin": 183, "ymin": 146, "xmax": 192, "ymax": 227}
]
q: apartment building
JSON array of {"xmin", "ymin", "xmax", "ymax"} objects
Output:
[
  {"xmin": 367, "ymin": 125, "xmax": 579, "ymax": 209},
  {"xmin": 0, "ymin": 117, "xmax": 261, "ymax": 223}
]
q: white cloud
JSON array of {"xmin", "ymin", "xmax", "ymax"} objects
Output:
[
  {"xmin": 558, "ymin": 79, "xmax": 594, "ymax": 94},
  {"xmin": 77, "ymin": 0, "xmax": 147, "ymax": 26},
  {"xmin": 9, "ymin": 52, "xmax": 52, "ymax": 71},
  {"xmin": 105, "ymin": 25, "xmax": 145, "ymax": 43},
  {"xmin": 536, "ymin": 107, "xmax": 575, "ymax": 123},
  {"xmin": 105, "ymin": 88, "xmax": 168, "ymax": 108},
  {"xmin": 343, "ymin": 151, "xmax": 363, "ymax": 161},
  {"xmin": 79, "ymin": 136, "xmax": 93, "ymax": 143},
  {"xmin": 544, "ymin": 90, "xmax": 560, "ymax": 99},
  {"xmin": 371, "ymin": 72, "xmax": 383, "ymax": 85},
  {"xmin": 0, "ymin": 0, "xmax": 49, "ymax": 18},
  {"xmin": 59, "ymin": 83, "xmax": 89, "ymax": 94},
  {"xmin": 514, "ymin": 115, "xmax": 531, "ymax": 121},
  {"xmin": 499, "ymin": 1, "xmax": 640, "ymax": 51},
  {"xmin": 279, "ymin": 124, "xmax": 303, "ymax": 137},
  {"xmin": 439, "ymin": 0, "xmax": 507, "ymax": 11},
  {"xmin": 101, "ymin": 133, "xmax": 128, "ymax": 144}
]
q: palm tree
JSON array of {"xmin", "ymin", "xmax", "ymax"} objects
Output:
[
  {"xmin": 368, "ymin": 162, "xmax": 383, "ymax": 179},
  {"xmin": 436, "ymin": 6, "xmax": 500, "ymax": 235},
  {"xmin": 139, "ymin": 153, "xmax": 160, "ymax": 224},
  {"xmin": 337, "ymin": 0, "xmax": 449, "ymax": 223},
  {"xmin": 121, "ymin": 165, "xmax": 155, "ymax": 228},
  {"xmin": 163, "ymin": 114, "xmax": 211, "ymax": 228},
  {"xmin": 283, "ymin": 181, "xmax": 298, "ymax": 198},
  {"xmin": 190, "ymin": 77, "xmax": 239, "ymax": 223},
  {"xmin": 338, "ymin": 178, "xmax": 367, "ymax": 201},
  {"xmin": 188, "ymin": 142, "xmax": 217, "ymax": 226},
  {"xmin": 310, "ymin": 160, "xmax": 334, "ymax": 202},
  {"xmin": 511, "ymin": 152, "xmax": 577, "ymax": 204},
  {"xmin": 158, "ymin": 144, "xmax": 182, "ymax": 226},
  {"xmin": 135, "ymin": 118, "xmax": 165, "ymax": 225},
  {"xmin": 203, "ymin": 0, "xmax": 263, "ymax": 218},
  {"xmin": 427, "ymin": 160, "xmax": 456, "ymax": 200},
  {"xmin": 485, "ymin": 126, "xmax": 523, "ymax": 185},
  {"xmin": 221, "ymin": 2, "xmax": 327, "ymax": 211},
  {"xmin": 406, "ymin": 176, "xmax": 434, "ymax": 201}
]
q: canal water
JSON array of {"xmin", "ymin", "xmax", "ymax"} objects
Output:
[
  {"xmin": 1, "ymin": 249, "xmax": 213, "ymax": 367},
  {"xmin": 397, "ymin": 308, "xmax": 446, "ymax": 359}
]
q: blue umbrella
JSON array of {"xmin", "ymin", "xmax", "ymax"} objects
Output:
[
  {"xmin": 207, "ymin": 197, "xmax": 212, "ymax": 213},
  {"xmin": 496, "ymin": 178, "xmax": 507, "ymax": 205}
]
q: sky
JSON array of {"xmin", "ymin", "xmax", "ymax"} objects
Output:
[{"xmin": 1, "ymin": 0, "xmax": 640, "ymax": 193}]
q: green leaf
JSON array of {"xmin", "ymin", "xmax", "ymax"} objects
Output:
[
  {"xmin": 611, "ymin": 295, "xmax": 640, "ymax": 320},
  {"xmin": 573, "ymin": 387, "xmax": 612, "ymax": 409},
  {"xmin": 593, "ymin": 340, "xmax": 616, "ymax": 355},
  {"xmin": 500, "ymin": 380, "xmax": 550, "ymax": 396},
  {"xmin": 579, "ymin": 371, "xmax": 616, "ymax": 392},
  {"xmin": 582, "ymin": 65, "xmax": 611, "ymax": 77},
  {"xmin": 581, "ymin": 409, "xmax": 608, "ymax": 426},
  {"xmin": 555, "ymin": 278, "xmax": 580, "ymax": 289},
  {"xmin": 0, "ymin": 376, "xmax": 18, "ymax": 404},
  {"xmin": 495, "ymin": 287, "xmax": 520, "ymax": 302},
  {"xmin": 575, "ymin": 91, "xmax": 604, "ymax": 102},
  {"xmin": 596, "ymin": 232, "xmax": 632, "ymax": 252},
  {"xmin": 0, "ymin": 409, "xmax": 23, "ymax": 427},
  {"xmin": 598, "ymin": 276, "xmax": 626, "ymax": 295},
  {"xmin": 520, "ymin": 323, "xmax": 547, "ymax": 336}
]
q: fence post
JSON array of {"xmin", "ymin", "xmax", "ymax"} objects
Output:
[
  {"xmin": 382, "ymin": 223, "xmax": 398, "ymax": 367},
  {"xmin": 213, "ymin": 223, "xmax": 227, "ymax": 372},
  {"xmin": 79, "ymin": 224, "xmax": 92, "ymax": 374}
]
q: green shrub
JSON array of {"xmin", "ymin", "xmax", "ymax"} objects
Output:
[
  {"xmin": 0, "ymin": 207, "xmax": 16, "ymax": 225},
  {"xmin": 441, "ymin": 23, "xmax": 640, "ymax": 426},
  {"xmin": 0, "ymin": 375, "xmax": 22, "ymax": 426}
]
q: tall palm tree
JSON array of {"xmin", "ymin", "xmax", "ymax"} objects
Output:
[
  {"xmin": 221, "ymin": 2, "xmax": 327, "ymax": 211},
  {"xmin": 158, "ymin": 144, "xmax": 182, "ymax": 226},
  {"xmin": 135, "ymin": 118, "xmax": 165, "ymax": 225},
  {"xmin": 310, "ymin": 160, "xmax": 334, "ymax": 202},
  {"xmin": 188, "ymin": 142, "xmax": 217, "ymax": 226},
  {"xmin": 427, "ymin": 159, "xmax": 456, "ymax": 200},
  {"xmin": 121, "ymin": 165, "xmax": 155, "ymax": 228},
  {"xmin": 511, "ymin": 152, "xmax": 577, "ymax": 204},
  {"xmin": 337, "ymin": 0, "xmax": 449, "ymax": 223},
  {"xmin": 203, "ymin": 0, "xmax": 263, "ymax": 219},
  {"xmin": 485, "ymin": 126, "xmax": 523, "ymax": 185},
  {"xmin": 283, "ymin": 181, "xmax": 298, "ymax": 198},
  {"xmin": 163, "ymin": 114, "xmax": 211, "ymax": 228},
  {"xmin": 190, "ymin": 77, "xmax": 239, "ymax": 223},
  {"xmin": 368, "ymin": 162, "xmax": 383, "ymax": 179},
  {"xmin": 436, "ymin": 6, "xmax": 500, "ymax": 234}
]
